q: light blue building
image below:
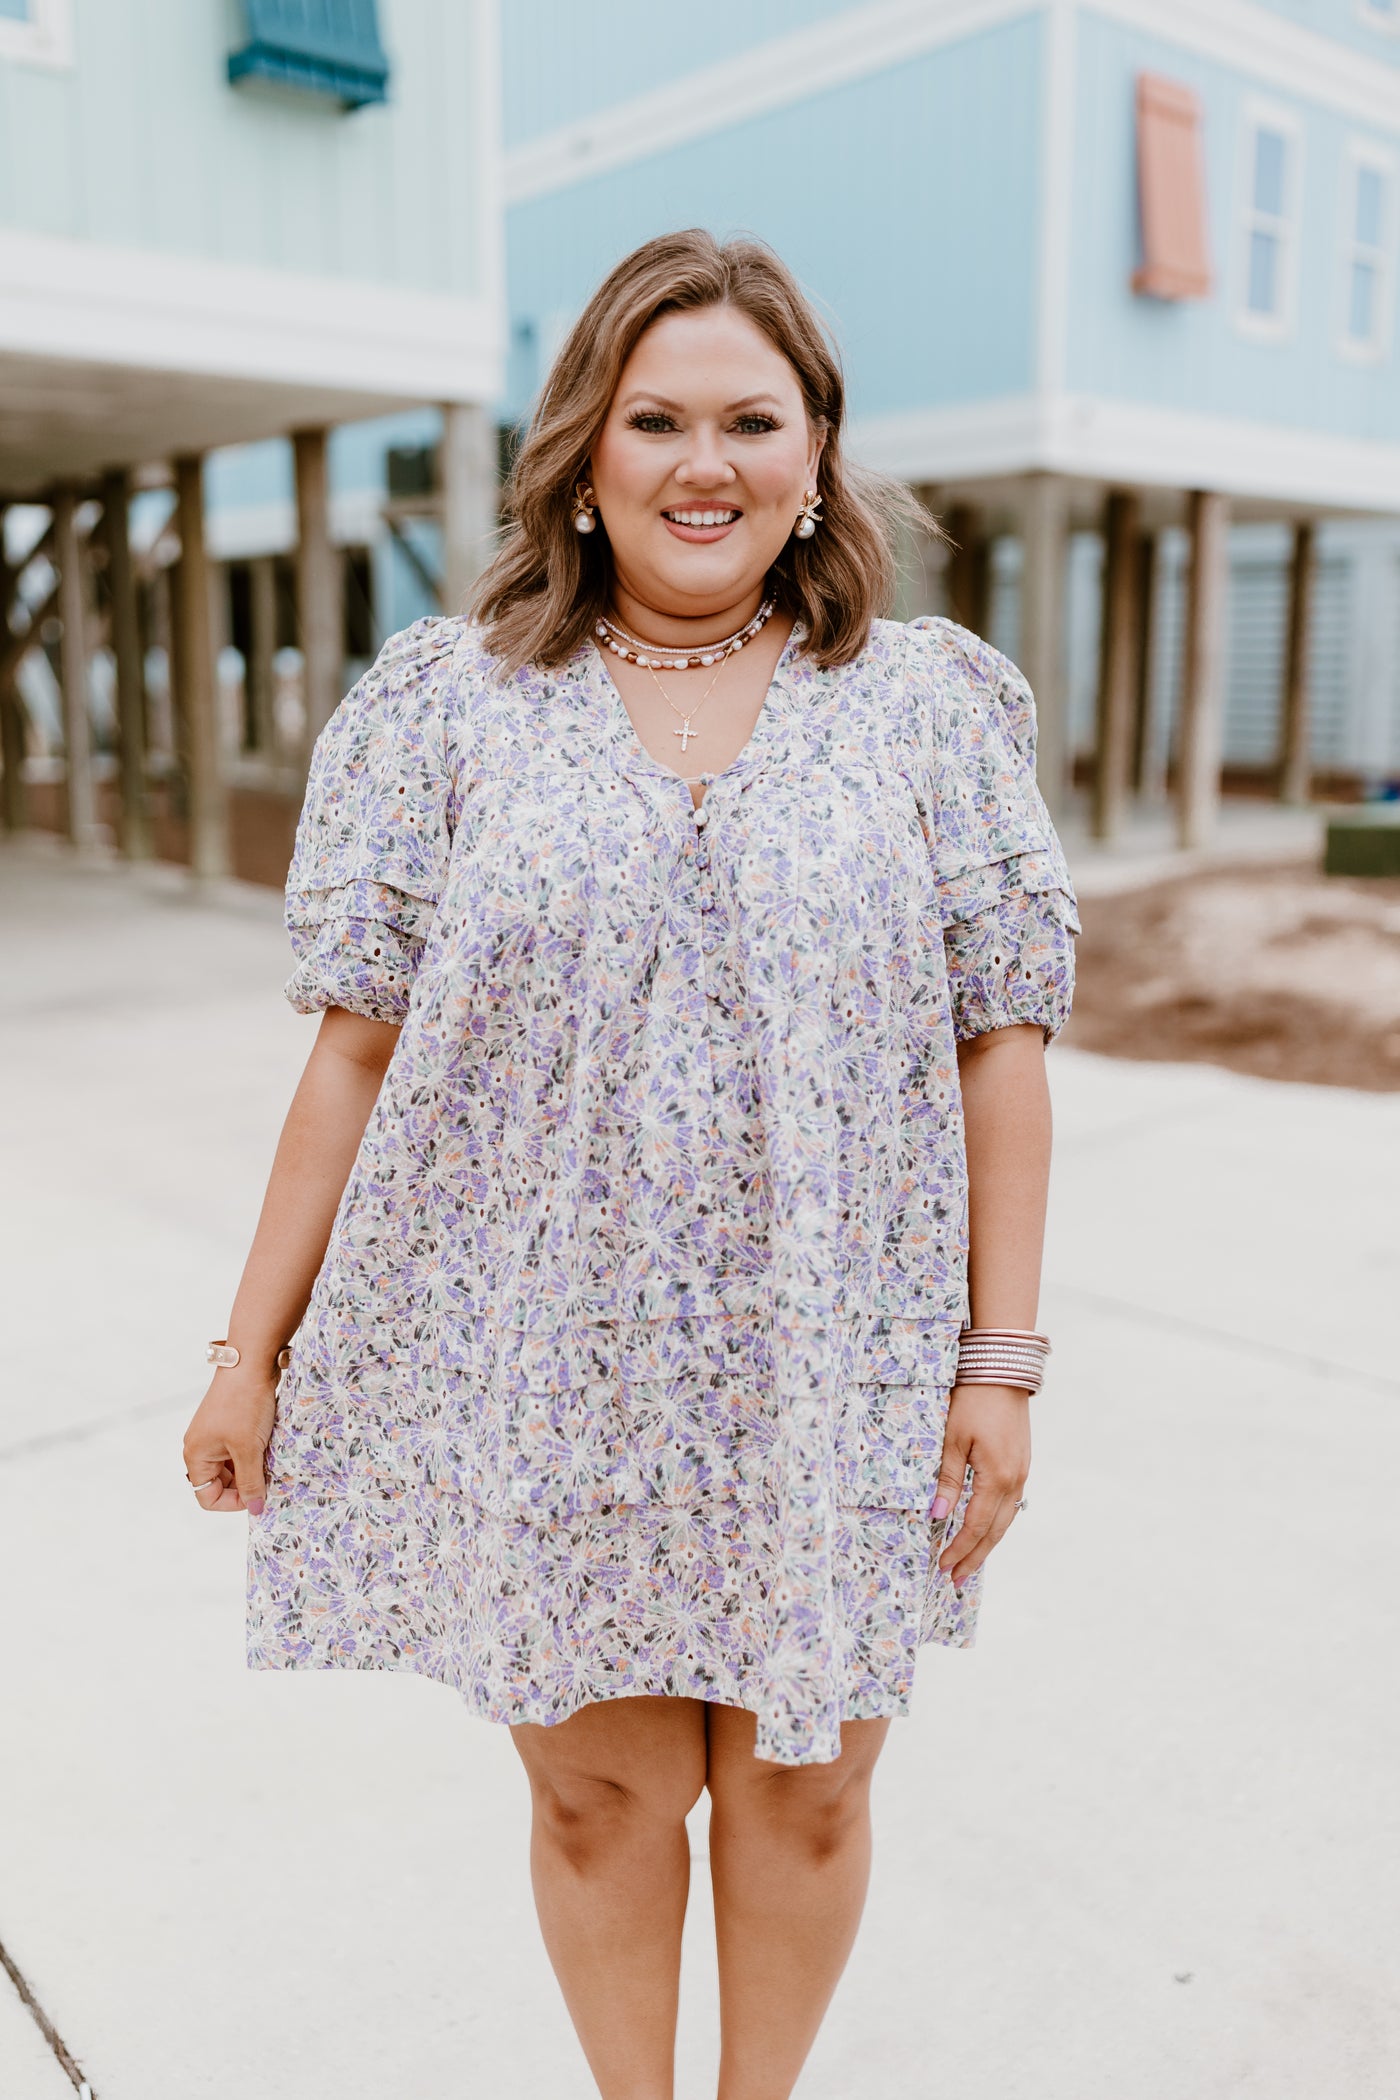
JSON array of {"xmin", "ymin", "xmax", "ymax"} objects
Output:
[
  {"xmin": 502, "ymin": 0, "xmax": 1400, "ymax": 840},
  {"xmin": 0, "ymin": 0, "xmax": 504, "ymax": 876}
]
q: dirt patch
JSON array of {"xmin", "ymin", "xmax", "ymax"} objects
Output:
[{"xmin": 1062, "ymin": 861, "xmax": 1400, "ymax": 1091}]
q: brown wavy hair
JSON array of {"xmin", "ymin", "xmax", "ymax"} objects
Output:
[{"xmin": 470, "ymin": 229, "xmax": 936, "ymax": 672}]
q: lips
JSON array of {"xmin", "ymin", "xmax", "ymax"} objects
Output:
[{"xmin": 661, "ymin": 506, "xmax": 742, "ymax": 543}]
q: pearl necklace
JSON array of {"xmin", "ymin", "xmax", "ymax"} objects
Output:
[{"xmin": 595, "ymin": 596, "xmax": 775, "ymax": 670}]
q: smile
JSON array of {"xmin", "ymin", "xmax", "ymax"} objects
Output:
[{"xmin": 662, "ymin": 508, "xmax": 741, "ymax": 528}]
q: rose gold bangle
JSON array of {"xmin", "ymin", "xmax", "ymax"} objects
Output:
[
  {"xmin": 955, "ymin": 1325, "xmax": 1051, "ymax": 1394},
  {"xmin": 207, "ymin": 1338, "xmax": 293, "ymax": 1371}
]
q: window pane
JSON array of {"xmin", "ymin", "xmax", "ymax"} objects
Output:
[
  {"xmin": 1253, "ymin": 129, "xmax": 1287, "ymax": 217},
  {"xmin": 1248, "ymin": 228, "xmax": 1279, "ymax": 314},
  {"xmin": 1349, "ymin": 260, "xmax": 1377, "ymax": 343},
  {"xmin": 1355, "ymin": 166, "xmax": 1385, "ymax": 252}
]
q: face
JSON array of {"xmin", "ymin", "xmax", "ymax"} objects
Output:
[{"xmin": 587, "ymin": 304, "xmax": 825, "ymax": 620}]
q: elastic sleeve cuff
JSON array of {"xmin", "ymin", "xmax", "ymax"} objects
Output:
[
  {"xmin": 941, "ymin": 853, "xmax": 1080, "ymax": 1044},
  {"xmin": 282, "ymin": 907, "xmax": 428, "ymax": 1024}
]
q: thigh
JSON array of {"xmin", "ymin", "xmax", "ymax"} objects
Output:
[
  {"xmin": 705, "ymin": 1704, "xmax": 891, "ymax": 1807},
  {"xmin": 511, "ymin": 1694, "xmax": 710, "ymax": 1818}
]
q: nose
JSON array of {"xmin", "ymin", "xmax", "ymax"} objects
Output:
[{"xmin": 674, "ymin": 426, "xmax": 736, "ymax": 491}]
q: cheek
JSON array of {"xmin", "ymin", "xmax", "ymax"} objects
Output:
[{"xmin": 743, "ymin": 440, "xmax": 812, "ymax": 508}]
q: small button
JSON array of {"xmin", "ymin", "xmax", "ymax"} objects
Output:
[{"xmin": 693, "ymin": 805, "xmax": 709, "ymax": 828}]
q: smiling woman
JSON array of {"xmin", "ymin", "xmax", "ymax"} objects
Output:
[{"xmin": 188, "ymin": 228, "xmax": 1080, "ymax": 2100}]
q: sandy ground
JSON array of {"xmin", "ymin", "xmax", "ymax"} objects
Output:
[
  {"xmin": 1066, "ymin": 860, "xmax": 1400, "ymax": 1092},
  {"xmin": 1, "ymin": 833, "xmax": 1398, "ymax": 2100}
]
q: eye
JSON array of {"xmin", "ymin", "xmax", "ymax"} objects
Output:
[
  {"xmin": 734, "ymin": 413, "xmax": 780, "ymax": 435},
  {"xmin": 625, "ymin": 410, "xmax": 677, "ymax": 434}
]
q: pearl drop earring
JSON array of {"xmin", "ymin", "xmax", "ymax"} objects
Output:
[
  {"xmin": 794, "ymin": 488, "xmax": 822, "ymax": 540},
  {"xmin": 572, "ymin": 481, "xmax": 597, "ymax": 534}
]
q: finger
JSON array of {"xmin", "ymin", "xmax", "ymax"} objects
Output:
[
  {"xmin": 938, "ymin": 1477, "xmax": 1000, "ymax": 1578},
  {"xmin": 228, "ymin": 1440, "xmax": 267, "ymax": 1516},
  {"xmin": 945, "ymin": 1491, "xmax": 1019, "ymax": 1584},
  {"xmin": 931, "ymin": 1430, "xmax": 971, "ymax": 1531},
  {"xmin": 185, "ymin": 1451, "xmax": 232, "ymax": 1507}
]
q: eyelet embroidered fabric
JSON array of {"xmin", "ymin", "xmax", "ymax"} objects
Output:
[{"xmin": 246, "ymin": 612, "xmax": 1079, "ymax": 1764}]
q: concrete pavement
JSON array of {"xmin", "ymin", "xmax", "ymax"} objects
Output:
[{"xmin": 1, "ymin": 831, "xmax": 1397, "ymax": 2100}]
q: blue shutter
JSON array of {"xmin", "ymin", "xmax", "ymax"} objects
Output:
[{"xmin": 228, "ymin": 0, "xmax": 390, "ymax": 111}]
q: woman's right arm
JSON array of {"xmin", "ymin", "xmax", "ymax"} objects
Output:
[{"xmin": 181, "ymin": 1007, "xmax": 400, "ymax": 1516}]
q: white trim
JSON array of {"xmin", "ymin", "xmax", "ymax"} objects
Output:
[
  {"xmin": 504, "ymin": 0, "xmax": 1037, "ymax": 204},
  {"xmin": 0, "ymin": 0, "xmax": 73, "ymax": 69},
  {"xmin": 1232, "ymin": 96, "xmax": 1304, "ymax": 345},
  {"xmin": 0, "ymin": 229, "xmax": 504, "ymax": 404},
  {"xmin": 850, "ymin": 390, "xmax": 1400, "ymax": 513},
  {"xmin": 1034, "ymin": 0, "xmax": 1076, "ymax": 402},
  {"xmin": 502, "ymin": 0, "xmax": 1400, "ymax": 206},
  {"xmin": 1335, "ymin": 137, "xmax": 1399, "ymax": 364},
  {"xmin": 1086, "ymin": 0, "xmax": 1400, "ymax": 134}
]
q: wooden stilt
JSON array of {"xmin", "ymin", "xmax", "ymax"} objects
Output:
[
  {"xmin": 1130, "ymin": 529, "xmax": 1162, "ymax": 800},
  {"xmin": 0, "ymin": 515, "xmax": 27, "ymax": 833},
  {"xmin": 1177, "ymin": 489, "xmax": 1230, "ymax": 849},
  {"xmin": 174, "ymin": 453, "xmax": 229, "ymax": 881},
  {"xmin": 1277, "ymin": 520, "xmax": 1316, "ymax": 806},
  {"xmin": 1091, "ymin": 489, "xmax": 1142, "ymax": 841},
  {"xmin": 946, "ymin": 503, "xmax": 990, "ymax": 636},
  {"xmin": 1019, "ymin": 473, "xmax": 1071, "ymax": 816},
  {"xmin": 101, "ymin": 467, "xmax": 152, "ymax": 861},
  {"xmin": 248, "ymin": 555, "xmax": 278, "ymax": 755},
  {"xmin": 52, "ymin": 487, "xmax": 103, "ymax": 852},
  {"xmin": 440, "ymin": 402, "xmax": 497, "ymax": 614},
  {"xmin": 294, "ymin": 426, "xmax": 342, "ymax": 752}
]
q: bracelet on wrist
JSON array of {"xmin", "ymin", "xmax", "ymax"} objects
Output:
[
  {"xmin": 206, "ymin": 1337, "xmax": 293, "ymax": 1372},
  {"xmin": 954, "ymin": 1325, "xmax": 1051, "ymax": 1395}
]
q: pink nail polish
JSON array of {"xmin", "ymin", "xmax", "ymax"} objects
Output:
[
  {"xmin": 247, "ymin": 1497, "xmax": 265, "ymax": 1517},
  {"xmin": 932, "ymin": 1496, "xmax": 950, "ymax": 1520}
]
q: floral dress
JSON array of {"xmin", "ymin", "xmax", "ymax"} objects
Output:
[{"xmin": 245, "ymin": 612, "xmax": 1079, "ymax": 1765}]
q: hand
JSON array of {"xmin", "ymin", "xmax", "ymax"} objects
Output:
[
  {"xmin": 182, "ymin": 1368, "xmax": 278, "ymax": 1515},
  {"xmin": 933, "ymin": 1383, "xmax": 1031, "ymax": 1587}
]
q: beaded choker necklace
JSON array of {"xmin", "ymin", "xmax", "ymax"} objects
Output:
[{"xmin": 595, "ymin": 596, "xmax": 775, "ymax": 670}]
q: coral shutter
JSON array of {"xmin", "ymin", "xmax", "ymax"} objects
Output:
[{"xmin": 1133, "ymin": 73, "xmax": 1212, "ymax": 300}]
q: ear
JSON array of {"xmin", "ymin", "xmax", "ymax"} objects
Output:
[{"xmin": 806, "ymin": 420, "xmax": 829, "ymax": 485}]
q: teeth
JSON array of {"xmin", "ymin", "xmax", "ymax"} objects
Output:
[{"xmin": 668, "ymin": 509, "xmax": 737, "ymax": 527}]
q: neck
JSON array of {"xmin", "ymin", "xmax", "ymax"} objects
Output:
[{"xmin": 605, "ymin": 577, "xmax": 769, "ymax": 651}]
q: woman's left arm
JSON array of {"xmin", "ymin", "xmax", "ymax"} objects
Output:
[{"xmin": 933, "ymin": 1021, "xmax": 1052, "ymax": 1586}]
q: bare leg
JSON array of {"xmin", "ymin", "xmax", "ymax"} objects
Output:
[
  {"xmin": 511, "ymin": 1695, "xmax": 708, "ymax": 2100},
  {"xmin": 705, "ymin": 1705, "xmax": 891, "ymax": 2100}
]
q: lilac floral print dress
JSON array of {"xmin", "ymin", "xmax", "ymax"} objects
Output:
[{"xmin": 245, "ymin": 612, "xmax": 1079, "ymax": 1765}]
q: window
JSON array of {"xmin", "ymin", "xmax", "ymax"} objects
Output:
[
  {"xmin": 227, "ymin": 0, "xmax": 390, "ymax": 112},
  {"xmin": 0, "ymin": 0, "xmax": 72, "ymax": 66},
  {"xmin": 1132, "ymin": 74, "xmax": 1212, "ymax": 300},
  {"xmin": 1338, "ymin": 141, "xmax": 1397, "ymax": 360},
  {"xmin": 1236, "ymin": 101, "xmax": 1303, "ymax": 340}
]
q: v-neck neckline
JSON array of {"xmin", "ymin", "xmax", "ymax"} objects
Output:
[{"xmin": 582, "ymin": 617, "xmax": 808, "ymax": 806}]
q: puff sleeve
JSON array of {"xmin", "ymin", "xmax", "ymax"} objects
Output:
[
  {"xmin": 282, "ymin": 617, "xmax": 460, "ymax": 1023},
  {"xmin": 907, "ymin": 615, "xmax": 1080, "ymax": 1044}
]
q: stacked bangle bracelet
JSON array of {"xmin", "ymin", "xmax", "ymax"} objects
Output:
[
  {"xmin": 207, "ymin": 1338, "xmax": 293, "ymax": 1371},
  {"xmin": 954, "ymin": 1326, "xmax": 1051, "ymax": 1395}
]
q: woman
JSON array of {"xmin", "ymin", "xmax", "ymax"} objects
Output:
[{"xmin": 183, "ymin": 229, "xmax": 1079, "ymax": 2099}]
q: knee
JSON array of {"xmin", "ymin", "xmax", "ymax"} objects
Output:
[
  {"xmin": 716, "ymin": 1763, "xmax": 874, "ymax": 1868},
  {"xmin": 527, "ymin": 1762, "xmax": 704, "ymax": 1873}
]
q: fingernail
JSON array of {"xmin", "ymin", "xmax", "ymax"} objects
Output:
[
  {"xmin": 246, "ymin": 1497, "xmax": 265, "ymax": 1517},
  {"xmin": 932, "ymin": 1496, "xmax": 950, "ymax": 1520}
]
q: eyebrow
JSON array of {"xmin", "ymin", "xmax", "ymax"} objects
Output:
[{"xmin": 619, "ymin": 391, "xmax": 784, "ymax": 412}]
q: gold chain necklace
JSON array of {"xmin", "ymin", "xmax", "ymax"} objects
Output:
[{"xmin": 640, "ymin": 651, "xmax": 728, "ymax": 753}]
